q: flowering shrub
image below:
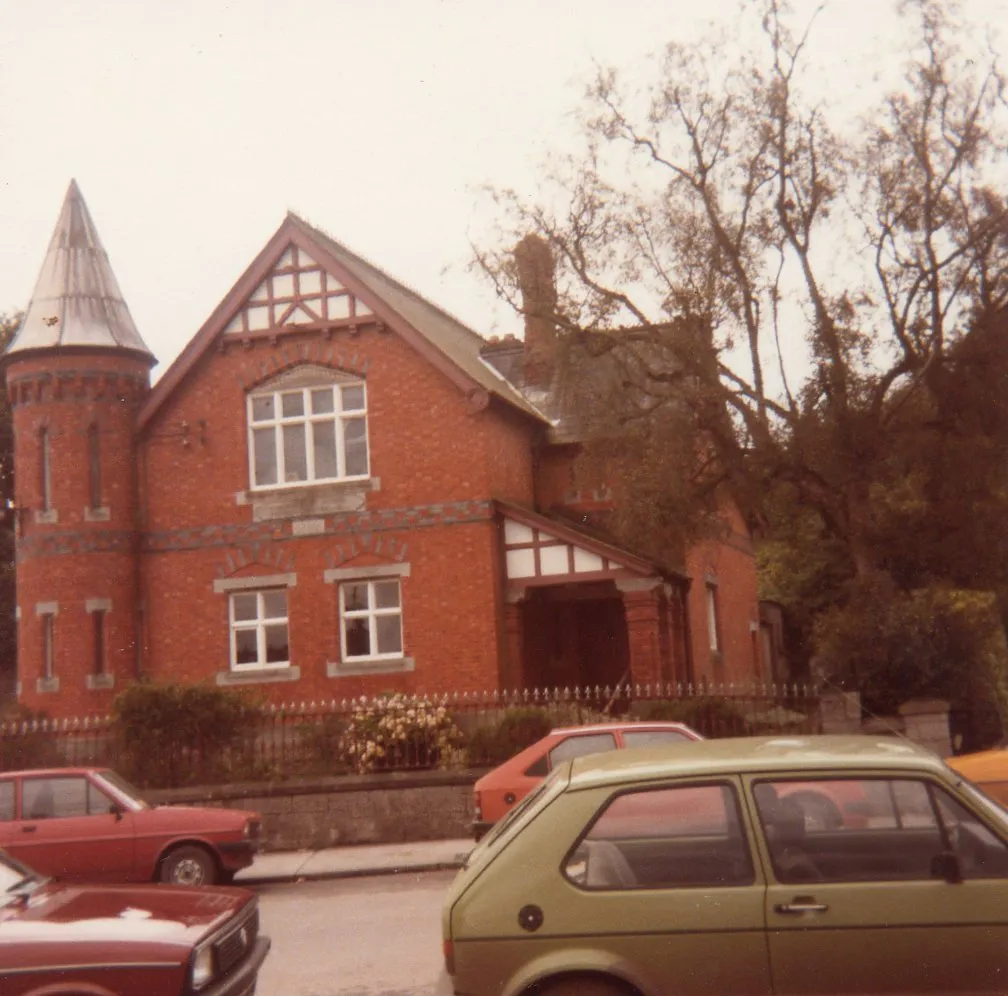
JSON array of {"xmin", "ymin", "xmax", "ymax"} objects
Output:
[{"xmin": 338, "ymin": 694, "xmax": 463, "ymax": 773}]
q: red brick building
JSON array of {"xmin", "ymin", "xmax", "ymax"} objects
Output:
[{"xmin": 5, "ymin": 183, "xmax": 764, "ymax": 718}]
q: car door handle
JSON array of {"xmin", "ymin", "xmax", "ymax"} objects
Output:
[
  {"xmin": 20, "ymin": 824, "xmax": 37, "ymax": 833},
  {"xmin": 774, "ymin": 899, "xmax": 828, "ymax": 915}
]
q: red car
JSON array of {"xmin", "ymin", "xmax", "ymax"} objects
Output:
[
  {"xmin": 0, "ymin": 768, "xmax": 260, "ymax": 886},
  {"xmin": 472, "ymin": 721, "xmax": 702, "ymax": 839},
  {"xmin": 0, "ymin": 846, "xmax": 271, "ymax": 996}
]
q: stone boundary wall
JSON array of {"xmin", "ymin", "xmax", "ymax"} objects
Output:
[{"xmin": 147, "ymin": 769, "xmax": 479, "ymax": 851}]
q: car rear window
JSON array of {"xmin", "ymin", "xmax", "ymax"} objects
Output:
[
  {"xmin": 622, "ymin": 729, "xmax": 692, "ymax": 749},
  {"xmin": 549, "ymin": 733, "xmax": 617, "ymax": 767}
]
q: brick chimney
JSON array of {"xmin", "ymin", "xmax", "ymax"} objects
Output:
[{"xmin": 514, "ymin": 234, "xmax": 558, "ymax": 387}]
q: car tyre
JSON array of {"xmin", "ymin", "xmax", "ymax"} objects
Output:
[{"xmin": 160, "ymin": 845, "xmax": 218, "ymax": 887}]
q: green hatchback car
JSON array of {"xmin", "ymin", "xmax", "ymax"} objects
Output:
[{"xmin": 437, "ymin": 735, "xmax": 1008, "ymax": 996}]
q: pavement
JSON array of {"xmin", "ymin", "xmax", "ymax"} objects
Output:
[{"xmin": 232, "ymin": 838, "xmax": 474, "ymax": 885}]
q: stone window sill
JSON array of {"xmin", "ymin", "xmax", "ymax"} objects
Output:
[
  {"xmin": 84, "ymin": 506, "xmax": 111, "ymax": 522},
  {"xmin": 86, "ymin": 673, "xmax": 115, "ymax": 691},
  {"xmin": 36, "ymin": 677, "xmax": 60, "ymax": 694},
  {"xmin": 327, "ymin": 657, "xmax": 414, "ymax": 678},
  {"xmin": 216, "ymin": 666, "xmax": 301, "ymax": 686},
  {"xmin": 35, "ymin": 509, "xmax": 58, "ymax": 525},
  {"xmin": 236, "ymin": 477, "xmax": 380, "ymax": 522}
]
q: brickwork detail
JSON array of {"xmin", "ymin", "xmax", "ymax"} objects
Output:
[
  {"xmin": 234, "ymin": 340, "xmax": 370, "ymax": 391},
  {"xmin": 215, "ymin": 544, "xmax": 296, "ymax": 578}
]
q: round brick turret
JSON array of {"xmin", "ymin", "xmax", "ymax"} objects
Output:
[{"xmin": 5, "ymin": 181, "xmax": 156, "ymax": 716}]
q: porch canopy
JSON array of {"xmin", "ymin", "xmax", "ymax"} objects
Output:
[{"xmin": 495, "ymin": 501, "xmax": 690, "ymax": 689}]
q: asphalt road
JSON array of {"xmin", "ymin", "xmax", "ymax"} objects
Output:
[{"xmin": 255, "ymin": 869, "xmax": 453, "ymax": 996}]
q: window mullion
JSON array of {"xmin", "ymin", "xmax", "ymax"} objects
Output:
[
  {"xmin": 274, "ymin": 412, "xmax": 284, "ymax": 484},
  {"xmin": 337, "ymin": 411, "xmax": 346, "ymax": 478},
  {"xmin": 305, "ymin": 416, "xmax": 316, "ymax": 482}
]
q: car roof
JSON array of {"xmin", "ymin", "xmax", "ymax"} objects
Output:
[
  {"xmin": 548, "ymin": 721, "xmax": 695, "ymax": 737},
  {"xmin": 567, "ymin": 734, "xmax": 948, "ymax": 790},
  {"xmin": 0, "ymin": 767, "xmax": 104, "ymax": 778}
]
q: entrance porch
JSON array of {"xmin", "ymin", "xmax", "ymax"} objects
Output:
[{"xmin": 496, "ymin": 502, "xmax": 691, "ymax": 691}]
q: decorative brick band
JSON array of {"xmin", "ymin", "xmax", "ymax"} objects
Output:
[
  {"xmin": 144, "ymin": 499, "xmax": 493, "ymax": 555},
  {"xmin": 325, "ymin": 531, "xmax": 408, "ymax": 568},
  {"xmin": 14, "ymin": 500, "xmax": 494, "ymax": 563},
  {"xmin": 8, "ymin": 370, "xmax": 148, "ymax": 408},
  {"xmin": 16, "ymin": 530, "xmax": 135, "ymax": 563}
]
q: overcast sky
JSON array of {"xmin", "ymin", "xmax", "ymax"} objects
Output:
[{"xmin": 0, "ymin": 0, "xmax": 1004, "ymax": 379}]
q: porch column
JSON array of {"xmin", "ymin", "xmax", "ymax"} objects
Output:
[
  {"xmin": 617, "ymin": 579, "xmax": 664, "ymax": 688},
  {"xmin": 502, "ymin": 590, "xmax": 525, "ymax": 689}
]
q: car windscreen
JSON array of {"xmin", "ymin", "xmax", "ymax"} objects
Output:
[
  {"xmin": 94, "ymin": 770, "xmax": 150, "ymax": 810},
  {"xmin": 0, "ymin": 850, "xmax": 42, "ymax": 905},
  {"xmin": 954, "ymin": 772, "xmax": 1008, "ymax": 829}
]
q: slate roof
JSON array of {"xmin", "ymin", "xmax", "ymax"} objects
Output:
[
  {"xmin": 7, "ymin": 180, "xmax": 154, "ymax": 362},
  {"xmin": 286, "ymin": 215, "xmax": 548, "ymax": 423}
]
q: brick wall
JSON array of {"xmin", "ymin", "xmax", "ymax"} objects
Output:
[
  {"xmin": 8, "ymin": 351, "xmax": 151, "ymax": 714},
  {"xmin": 134, "ymin": 327, "xmax": 539, "ymax": 703},
  {"xmin": 148, "ymin": 770, "xmax": 476, "ymax": 851},
  {"xmin": 685, "ymin": 500, "xmax": 761, "ymax": 685}
]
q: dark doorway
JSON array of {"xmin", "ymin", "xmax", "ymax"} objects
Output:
[{"xmin": 520, "ymin": 582, "xmax": 629, "ymax": 690}]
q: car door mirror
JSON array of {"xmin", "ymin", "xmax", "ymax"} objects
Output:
[
  {"xmin": 109, "ymin": 803, "xmax": 124, "ymax": 822},
  {"xmin": 931, "ymin": 850, "xmax": 962, "ymax": 884}
]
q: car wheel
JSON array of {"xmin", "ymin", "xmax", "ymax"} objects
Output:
[
  {"xmin": 540, "ymin": 975, "xmax": 630, "ymax": 996},
  {"xmin": 160, "ymin": 845, "xmax": 218, "ymax": 887},
  {"xmin": 788, "ymin": 791, "xmax": 843, "ymax": 831}
]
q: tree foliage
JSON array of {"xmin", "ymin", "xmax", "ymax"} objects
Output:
[{"xmin": 475, "ymin": 0, "xmax": 1008, "ymax": 716}]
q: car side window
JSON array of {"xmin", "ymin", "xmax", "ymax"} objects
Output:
[
  {"xmin": 22, "ymin": 777, "xmax": 104, "ymax": 820},
  {"xmin": 564, "ymin": 782, "xmax": 753, "ymax": 890},
  {"xmin": 0, "ymin": 782, "xmax": 13, "ymax": 822},
  {"xmin": 523, "ymin": 755, "xmax": 549, "ymax": 777},
  {"xmin": 549, "ymin": 733, "xmax": 617, "ymax": 767},
  {"xmin": 622, "ymin": 729, "xmax": 691, "ymax": 749},
  {"xmin": 933, "ymin": 787, "xmax": 1008, "ymax": 879},
  {"xmin": 753, "ymin": 778, "xmax": 945, "ymax": 884}
]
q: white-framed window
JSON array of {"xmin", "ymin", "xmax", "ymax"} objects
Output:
[
  {"xmin": 705, "ymin": 582, "xmax": 720, "ymax": 652},
  {"xmin": 229, "ymin": 589, "xmax": 290, "ymax": 670},
  {"xmin": 340, "ymin": 579, "xmax": 403, "ymax": 660},
  {"xmin": 247, "ymin": 381, "xmax": 369, "ymax": 489}
]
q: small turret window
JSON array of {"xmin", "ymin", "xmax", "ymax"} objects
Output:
[
  {"xmin": 88, "ymin": 424, "xmax": 101, "ymax": 510},
  {"xmin": 41, "ymin": 612, "xmax": 55, "ymax": 680},
  {"xmin": 39, "ymin": 428, "xmax": 51, "ymax": 512}
]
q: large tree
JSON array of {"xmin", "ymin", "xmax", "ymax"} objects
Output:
[{"xmin": 476, "ymin": 0, "xmax": 1008, "ymax": 710}]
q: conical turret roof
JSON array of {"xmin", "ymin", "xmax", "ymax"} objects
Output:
[{"xmin": 6, "ymin": 180, "xmax": 154, "ymax": 361}]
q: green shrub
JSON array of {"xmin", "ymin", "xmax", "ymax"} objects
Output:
[
  {"xmin": 299, "ymin": 713, "xmax": 351, "ymax": 775},
  {"xmin": 338, "ymin": 694, "xmax": 463, "ymax": 774},
  {"xmin": 112, "ymin": 683, "xmax": 263, "ymax": 788},
  {"xmin": 637, "ymin": 697, "xmax": 753, "ymax": 737},
  {"xmin": 0, "ymin": 706, "xmax": 61, "ymax": 771}
]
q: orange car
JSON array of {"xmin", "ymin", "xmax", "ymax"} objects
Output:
[
  {"xmin": 946, "ymin": 747, "xmax": 1008, "ymax": 806},
  {"xmin": 471, "ymin": 722, "xmax": 702, "ymax": 839}
]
